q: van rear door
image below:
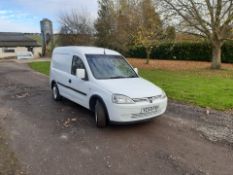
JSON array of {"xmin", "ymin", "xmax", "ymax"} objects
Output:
[{"xmin": 51, "ymin": 53, "xmax": 73, "ymax": 99}]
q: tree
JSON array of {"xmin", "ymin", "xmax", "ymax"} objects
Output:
[
  {"xmin": 160, "ymin": 0, "xmax": 233, "ymax": 69},
  {"xmin": 94, "ymin": 0, "xmax": 167, "ymax": 60},
  {"xmin": 112, "ymin": 0, "xmax": 141, "ymax": 53},
  {"xmin": 58, "ymin": 10, "xmax": 94, "ymax": 46},
  {"xmin": 95, "ymin": 0, "xmax": 149, "ymax": 53},
  {"xmin": 95, "ymin": 0, "xmax": 116, "ymax": 48},
  {"xmin": 166, "ymin": 26, "xmax": 176, "ymax": 41},
  {"xmin": 135, "ymin": 0, "xmax": 164, "ymax": 64}
]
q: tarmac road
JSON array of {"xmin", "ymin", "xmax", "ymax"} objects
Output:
[{"xmin": 0, "ymin": 60, "xmax": 232, "ymax": 175}]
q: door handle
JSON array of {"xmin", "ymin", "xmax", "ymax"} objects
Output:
[{"xmin": 68, "ymin": 79, "xmax": 72, "ymax": 83}]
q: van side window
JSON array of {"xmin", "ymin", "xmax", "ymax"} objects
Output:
[{"xmin": 71, "ymin": 56, "xmax": 85, "ymax": 75}]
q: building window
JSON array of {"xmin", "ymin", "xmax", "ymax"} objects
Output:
[
  {"xmin": 27, "ymin": 47, "xmax": 33, "ymax": 53},
  {"xmin": 3, "ymin": 48, "xmax": 15, "ymax": 53}
]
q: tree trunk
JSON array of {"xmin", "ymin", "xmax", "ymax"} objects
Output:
[
  {"xmin": 145, "ymin": 47, "xmax": 152, "ymax": 64},
  {"xmin": 211, "ymin": 41, "xmax": 222, "ymax": 69}
]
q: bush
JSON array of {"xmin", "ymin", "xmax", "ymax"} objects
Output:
[{"xmin": 128, "ymin": 41, "xmax": 233, "ymax": 63}]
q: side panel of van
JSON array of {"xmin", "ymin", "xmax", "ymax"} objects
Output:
[
  {"xmin": 51, "ymin": 53, "xmax": 74, "ymax": 100},
  {"xmin": 51, "ymin": 52, "xmax": 90, "ymax": 109}
]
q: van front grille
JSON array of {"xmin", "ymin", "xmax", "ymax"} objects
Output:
[{"xmin": 133, "ymin": 95, "xmax": 162, "ymax": 103}]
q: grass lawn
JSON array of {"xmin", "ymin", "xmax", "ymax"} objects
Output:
[
  {"xmin": 140, "ymin": 69, "xmax": 233, "ymax": 110},
  {"xmin": 28, "ymin": 60, "xmax": 233, "ymax": 110},
  {"xmin": 28, "ymin": 61, "xmax": 50, "ymax": 76}
]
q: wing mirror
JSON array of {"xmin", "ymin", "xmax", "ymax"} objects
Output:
[
  {"xmin": 76, "ymin": 69, "xmax": 86, "ymax": 79},
  {"xmin": 134, "ymin": 68, "xmax": 139, "ymax": 74}
]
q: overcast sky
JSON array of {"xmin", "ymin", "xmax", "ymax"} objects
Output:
[{"xmin": 0, "ymin": 0, "xmax": 98, "ymax": 33}]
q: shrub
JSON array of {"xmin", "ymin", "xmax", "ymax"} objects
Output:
[{"xmin": 128, "ymin": 41, "xmax": 233, "ymax": 63}]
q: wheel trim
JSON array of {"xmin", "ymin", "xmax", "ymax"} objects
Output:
[
  {"xmin": 95, "ymin": 110, "xmax": 98, "ymax": 124},
  {"xmin": 53, "ymin": 86, "xmax": 58, "ymax": 99}
]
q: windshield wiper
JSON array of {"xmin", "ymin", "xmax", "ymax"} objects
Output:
[
  {"xmin": 129, "ymin": 75, "xmax": 138, "ymax": 78},
  {"xmin": 109, "ymin": 76, "xmax": 127, "ymax": 79}
]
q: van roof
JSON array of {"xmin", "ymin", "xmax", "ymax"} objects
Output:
[{"xmin": 53, "ymin": 46, "xmax": 121, "ymax": 56}]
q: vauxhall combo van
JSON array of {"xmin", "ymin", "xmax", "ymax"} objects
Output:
[{"xmin": 50, "ymin": 46, "xmax": 167, "ymax": 127}]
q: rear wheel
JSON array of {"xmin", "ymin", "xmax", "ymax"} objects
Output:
[
  {"xmin": 52, "ymin": 83, "xmax": 62, "ymax": 101},
  {"xmin": 95, "ymin": 100, "xmax": 107, "ymax": 128}
]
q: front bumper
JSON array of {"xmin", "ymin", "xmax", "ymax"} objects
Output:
[{"xmin": 107, "ymin": 98, "xmax": 167, "ymax": 123}]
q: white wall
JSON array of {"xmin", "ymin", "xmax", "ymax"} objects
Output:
[
  {"xmin": 0, "ymin": 47, "xmax": 26, "ymax": 58},
  {"xmin": 33, "ymin": 47, "xmax": 42, "ymax": 58},
  {"xmin": 0, "ymin": 47, "xmax": 42, "ymax": 59}
]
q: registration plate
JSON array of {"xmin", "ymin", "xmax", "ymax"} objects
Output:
[{"xmin": 142, "ymin": 106, "xmax": 159, "ymax": 114}]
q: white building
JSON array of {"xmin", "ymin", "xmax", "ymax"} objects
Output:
[{"xmin": 0, "ymin": 32, "xmax": 42, "ymax": 59}]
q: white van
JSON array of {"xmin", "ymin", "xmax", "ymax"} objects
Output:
[{"xmin": 50, "ymin": 46, "xmax": 167, "ymax": 127}]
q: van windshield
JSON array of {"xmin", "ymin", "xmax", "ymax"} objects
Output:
[{"xmin": 86, "ymin": 54, "xmax": 138, "ymax": 80}]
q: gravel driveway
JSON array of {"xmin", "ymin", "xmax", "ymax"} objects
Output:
[{"xmin": 0, "ymin": 60, "xmax": 232, "ymax": 175}]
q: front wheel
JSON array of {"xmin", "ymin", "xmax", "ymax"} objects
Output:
[{"xmin": 95, "ymin": 100, "xmax": 108, "ymax": 128}]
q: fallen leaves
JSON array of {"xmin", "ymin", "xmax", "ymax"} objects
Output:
[
  {"xmin": 15, "ymin": 92, "xmax": 30, "ymax": 99},
  {"xmin": 128, "ymin": 58, "xmax": 233, "ymax": 72},
  {"xmin": 71, "ymin": 118, "xmax": 77, "ymax": 122},
  {"xmin": 104, "ymin": 155, "xmax": 112, "ymax": 168},
  {"xmin": 63, "ymin": 117, "xmax": 78, "ymax": 128},
  {"xmin": 206, "ymin": 107, "xmax": 210, "ymax": 115},
  {"xmin": 63, "ymin": 118, "xmax": 71, "ymax": 128},
  {"xmin": 60, "ymin": 134, "xmax": 68, "ymax": 140}
]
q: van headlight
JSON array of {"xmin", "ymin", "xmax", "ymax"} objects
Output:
[
  {"xmin": 161, "ymin": 90, "xmax": 167, "ymax": 99},
  {"xmin": 112, "ymin": 94, "xmax": 135, "ymax": 104}
]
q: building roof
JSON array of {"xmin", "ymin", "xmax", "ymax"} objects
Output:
[{"xmin": 0, "ymin": 32, "xmax": 41, "ymax": 47}]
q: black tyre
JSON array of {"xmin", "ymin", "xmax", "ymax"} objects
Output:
[
  {"xmin": 95, "ymin": 100, "xmax": 107, "ymax": 128},
  {"xmin": 52, "ymin": 83, "xmax": 62, "ymax": 101}
]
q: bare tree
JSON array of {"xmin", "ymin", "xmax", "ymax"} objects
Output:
[
  {"xmin": 58, "ymin": 10, "xmax": 94, "ymax": 46},
  {"xmin": 160, "ymin": 0, "xmax": 233, "ymax": 69}
]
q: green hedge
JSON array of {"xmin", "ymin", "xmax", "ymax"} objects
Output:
[{"xmin": 128, "ymin": 42, "xmax": 233, "ymax": 63}]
